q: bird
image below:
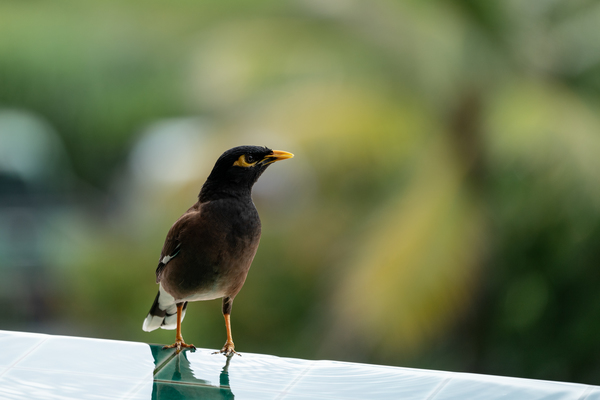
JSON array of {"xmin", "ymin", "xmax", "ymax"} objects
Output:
[{"xmin": 142, "ymin": 145, "xmax": 293, "ymax": 355}]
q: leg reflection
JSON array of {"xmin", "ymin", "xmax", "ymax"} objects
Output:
[
  {"xmin": 150, "ymin": 345, "xmax": 235, "ymax": 399},
  {"xmin": 219, "ymin": 356, "xmax": 233, "ymax": 398}
]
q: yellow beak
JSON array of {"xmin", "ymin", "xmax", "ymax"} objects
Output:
[{"xmin": 264, "ymin": 150, "xmax": 294, "ymax": 163}]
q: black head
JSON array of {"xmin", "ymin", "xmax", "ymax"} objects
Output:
[{"xmin": 199, "ymin": 145, "xmax": 293, "ymax": 201}]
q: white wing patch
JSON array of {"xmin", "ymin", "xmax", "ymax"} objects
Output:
[{"xmin": 161, "ymin": 243, "xmax": 181, "ymax": 265}]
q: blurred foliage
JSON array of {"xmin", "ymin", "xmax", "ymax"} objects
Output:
[{"xmin": 1, "ymin": 0, "xmax": 600, "ymax": 386}]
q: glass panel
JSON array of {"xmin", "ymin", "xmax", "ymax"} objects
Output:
[
  {"xmin": 287, "ymin": 360, "xmax": 449, "ymax": 400},
  {"xmin": 584, "ymin": 389, "xmax": 600, "ymax": 400},
  {"xmin": 433, "ymin": 374, "xmax": 590, "ymax": 400},
  {"xmin": 16, "ymin": 336, "xmax": 154, "ymax": 380},
  {"xmin": 0, "ymin": 330, "xmax": 596, "ymax": 400},
  {"xmin": 0, "ymin": 368, "xmax": 144, "ymax": 400},
  {"xmin": 0, "ymin": 331, "xmax": 46, "ymax": 367}
]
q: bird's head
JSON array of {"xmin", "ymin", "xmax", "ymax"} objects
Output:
[{"xmin": 200, "ymin": 145, "xmax": 294, "ymax": 201}]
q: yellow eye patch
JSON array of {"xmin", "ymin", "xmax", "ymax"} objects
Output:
[{"xmin": 233, "ymin": 154, "xmax": 258, "ymax": 168}]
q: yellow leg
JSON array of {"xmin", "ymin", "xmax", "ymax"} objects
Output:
[
  {"xmin": 163, "ymin": 303, "xmax": 196, "ymax": 353},
  {"xmin": 214, "ymin": 314, "xmax": 239, "ymax": 357}
]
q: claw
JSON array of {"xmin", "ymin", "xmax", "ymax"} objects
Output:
[
  {"xmin": 213, "ymin": 340, "xmax": 240, "ymax": 357},
  {"xmin": 163, "ymin": 340, "xmax": 196, "ymax": 354}
]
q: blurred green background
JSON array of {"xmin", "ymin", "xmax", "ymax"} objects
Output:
[{"xmin": 1, "ymin": 0, "xmax": 600, "ymax": 385}]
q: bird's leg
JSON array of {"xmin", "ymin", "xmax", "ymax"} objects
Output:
[
  {"xmin": 215, "ymin": 314, "xmax": 238, "ymax": 356},
  {"xmin": 163, "ymin": 303, "xmax": 196, "ymax": 353},
  {"xmin": 214, "ymin": 297, "xmax": 239, "ymax": 356}
]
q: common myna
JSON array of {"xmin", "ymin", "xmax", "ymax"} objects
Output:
[{"xmin": 142, "ymin": 145, "xmax": 293, "ymax": 355}]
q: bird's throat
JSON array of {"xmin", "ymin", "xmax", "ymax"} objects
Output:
[{"xmin": 198, "ymin": 179, "xmax": 253, "ymax": 202}]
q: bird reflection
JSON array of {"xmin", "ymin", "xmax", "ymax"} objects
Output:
[{"xmin": 150, "ymin": 346, "xmax": 234, "ymax": 399}]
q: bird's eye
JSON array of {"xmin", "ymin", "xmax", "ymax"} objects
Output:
[{"xmin": 233, "ymin": 154, "xmax": 258, "ymax": 167}]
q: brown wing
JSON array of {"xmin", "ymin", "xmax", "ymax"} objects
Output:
[{"xmin": 155, "ymin": 210, "xmax": 198, "ymax": 283}]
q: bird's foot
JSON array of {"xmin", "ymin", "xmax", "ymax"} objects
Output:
[
  {"xmin": 163, "ymin": 340, "xmax": 196, "ymax": 354},
  {"xmin": 213, "ymin": 340, "xmax": 239, "ymax": 357}
]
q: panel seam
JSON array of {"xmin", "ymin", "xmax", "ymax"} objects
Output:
[
  {"xmin": 0, "ymin": 336, "xmax": 48, "ymax": 379},
  {"xmin": 425, "ymin": 376, "xmax": 453, "ymax": 400}
]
